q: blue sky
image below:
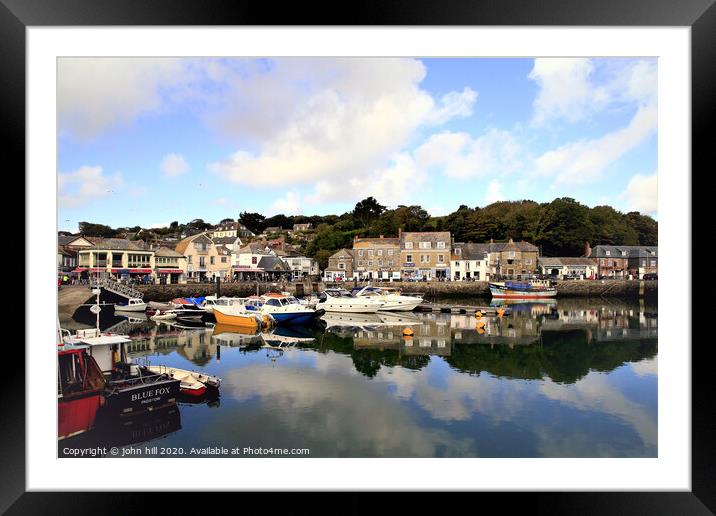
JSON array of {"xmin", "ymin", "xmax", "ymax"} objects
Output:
[{"xmin": 57, "ymin": 57, "xmax": 657, "ymax": 232}]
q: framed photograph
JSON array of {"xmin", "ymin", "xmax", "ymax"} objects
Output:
[{"xmin": 8, "ymin": 0, "xmax": 710, "ymax": 512}]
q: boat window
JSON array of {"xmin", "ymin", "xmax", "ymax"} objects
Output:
[{"xmin": 266, "ymin": 299, "xmax": 281, "ymax": 307}]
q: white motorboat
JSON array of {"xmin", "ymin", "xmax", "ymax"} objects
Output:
[
  {"xmin": 202, "ymin": 295, "xmax": 247, "ymax": 313},
  {"xmin": 115, "ymin": 297, "xmax": 147, "ymax": 312},
  {"xmin": 145, "ymin": 365, "xmax": 221, "ymax": 398},
  {"xmin": 315, "ymin": 288, "xmax": 385, "ymax": 313},
  {"xmin": 351, "ymin": 286, "xmax": 423, "ymax": 311}
]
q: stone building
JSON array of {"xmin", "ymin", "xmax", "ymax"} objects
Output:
[
  {"xmin": 324, "ymin": 249, "xmax": 355, "ymax": 281},
  {"xmin": 352, "ymin": 235, "xmax": 401, "ymax": 281},
  {"xmin": 399, "ymin": 230, "xmax": 452, "ymax": 280}
]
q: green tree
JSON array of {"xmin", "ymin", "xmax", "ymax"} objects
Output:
[
  {"xmin": 239, "ymin": 212, "xmax": 266, "ymax": 234},
  {"xmin": 352, "ymin": 196, "xmax": 386, "ymax": 229}
]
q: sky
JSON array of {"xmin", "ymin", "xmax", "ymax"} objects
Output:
[{"xmin": 57, "ymin": 57, "xmax": 657, "ymax": 232}]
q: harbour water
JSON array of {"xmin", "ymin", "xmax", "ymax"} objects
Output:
[{"xmin": 61, "ymin": 298, "xmax": 657, "ymax": 458}]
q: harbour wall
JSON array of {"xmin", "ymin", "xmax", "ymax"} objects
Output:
[{"xmin": 131, "ymin": 279, "xmax": 657, "ymax": 302}]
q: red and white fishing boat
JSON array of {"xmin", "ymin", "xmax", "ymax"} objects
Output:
[{"xmin": 489, "ymin": 280, "xmax": 557, "ymax": 299}]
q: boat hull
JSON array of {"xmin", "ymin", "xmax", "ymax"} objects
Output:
[
  {"xmin": 489, "ymin": 285, "xmax": 557, "ymax": 299},
  {"xmin": 58, "ymin": 391, "xmax": 104, "ymax": 440},
  {"xmin": 316, "ymin": 302, "xmax": 383, "ymax": 314},
  {"xmin": 213, "ymin": 308, "xmax": 263, "ymax": 329},
  {"xmin": 115, "ymin": 303, "xmax": 147, "ymax": 312},
  {"xmin": 102, "ymin": 377, "xmax": 181, "ymax": 417}
]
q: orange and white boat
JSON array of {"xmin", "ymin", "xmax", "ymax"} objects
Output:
[{"xmin": 212, "ymin": 304, "xmax": 274, "ymax": 330}]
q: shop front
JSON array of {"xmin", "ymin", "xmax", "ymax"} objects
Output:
[{"xmin": 156, "ymin": 268, "xmax": 184, "ymax": 284}]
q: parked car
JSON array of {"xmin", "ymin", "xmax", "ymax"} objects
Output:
[{"xmin": 643, "ymin": 273, "xmax": 658, "ymax": 280}]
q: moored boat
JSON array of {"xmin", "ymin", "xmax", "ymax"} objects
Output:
[
  {"xmin": 212, "ymin": 304, "xmax": 273, "ymax": 330},
  {"xmin": 259, "ymin": 292, "xmax": 325, "ymax": 325},
  {"xmin": 489, "ymin": 280, "xmax": 557, "ymax": 299},
  {"xmin": 115, "ymin": 297, "xmax": 147, "ymax": 312},
  {"xmin": 146, "ymin": 365, "xmax": 221, "ymax": 398},
  {"xmin": 351, "ymin": 286, "xmax": 423, "ymax": 311},
  {"xmin": 316, "ymin": 288, "xmax": 385, "ymax": 313},
  {"xmin": 58, "ymin": 328, "xmax": 181, "ymax": 433}
]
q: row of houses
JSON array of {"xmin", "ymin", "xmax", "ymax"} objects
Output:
[
  {"xmin": 58, "ymin": 229, "xmax": 319, "ymax": 284},
  {"xmin": 58, "ymin": 224, "xmax": 658, "ymax": 284},
  {"xmin": 324, "ymin": 231, "xmax": 658, "ymax": 281}
]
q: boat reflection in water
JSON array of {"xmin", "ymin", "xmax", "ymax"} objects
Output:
[{"xmin": 59, "ymin": 405, "xmax": 182, "ymax": 456}]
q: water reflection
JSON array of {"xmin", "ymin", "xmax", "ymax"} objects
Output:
[{"xmin": 71, "ymin": 298, "xmax": 657, "ymax": 457}]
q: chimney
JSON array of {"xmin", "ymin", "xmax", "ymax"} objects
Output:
[
  {"xmin": 379, "ymin": 235, "xmax": 384, "ymax": 239},
  {"xmin": 508, "ymin": 238, "xmax": 513, "ymax": 243},
  {"xmin": 398, "ymin": 227, "xmax": 402, "ymax": 239},
  {"xmin": 584, "ymin": 241, "xmax": 592, "ymax": 257}
]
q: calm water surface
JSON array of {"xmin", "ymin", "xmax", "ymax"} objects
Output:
[{"xmin": 66, "ymin": 298, "xmax": 657, "ymax": 458}]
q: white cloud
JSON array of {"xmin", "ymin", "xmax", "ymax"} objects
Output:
[
  {"xmin": 208, "ymin": 58, "xmax": 478, "ymax": 200},
  {"xmin": 58, "ymin": 165, "xmax": 123, "ymax": 209},
  {"xmin": 270, "ymin": 191, "xmax": 303, "ymax": 215},
  {"xmin": 414, "ymin": 128, "xmax": 523, "ymax": 180},
  {"xmin": 485, "ymin": 179, "xmax": 504, "ymax": 204},
  {"xmin": 529, "ymin": 58, "xmax": 605, "ymax": 125},
  {"xmin": 160, "ymin": 153, "xmax": 190, "ymax": 177},
  {"xmin": 622, "ymin": 172, "xmax": 657, "ymax": 215},
  {"xmin": 426, "ymin": 87, "xmax": 478, "ymax": 124},
  {"xmin": 528, "ymin": 58, "xmax": 657, "ymax": 125},
  {"xmin": 535, "ymin": 104, "xmax": 657, "ymax": 185},
  {"xmin": 58, "ymin": 58, "xmax": 193, "ymax": 139}
]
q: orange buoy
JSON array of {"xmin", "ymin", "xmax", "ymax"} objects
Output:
[
  {"xmin": 476, "ymin": 320, "xmax": 486, "ymax": 329},
  {"xmin": 497, "ymin": 308, "xmax": 505, "ymax": 318},
  {"xmin": 477, "ymin": 326, "xmax": 485, "ymax": 335},
  {"xmin": 402, "ymin": 327, "xmax": 414, "ymax": 337},
  {"xmin": 475, "ymin": 310, "xmax": 483, "ymax": 319}
]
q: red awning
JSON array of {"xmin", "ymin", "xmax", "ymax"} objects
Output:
[
  {"xmin": 157, "ymin": 269, "xmax": 183, "ymax": 274},
  {"xmin": 72, "ymin": 267, "xmax": 88, "ymax": 272},
  {"xmin": 129, "ymin": 268, "xmax": 152, "ymax": 273}
]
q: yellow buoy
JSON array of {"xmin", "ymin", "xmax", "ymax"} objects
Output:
[
  {"xmin": 497, "ymin": 308, "xmax": 505, "ymax": 318},
  {"xmin": 402, "ymin": 327, "xmax": 414, "ymax": 337},
  {"xmin": 475, "ymin": 310, "xmax": 483, "ymax": 319}
]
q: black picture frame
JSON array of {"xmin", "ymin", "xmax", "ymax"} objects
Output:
[{"xmin": 6, "ymin": 0, "xmax": 710, "ymax": 512}]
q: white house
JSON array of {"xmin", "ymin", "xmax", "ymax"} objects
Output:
[{"xmin": 450, "ymin": 243, "xmax": 489, "ymax": 281}]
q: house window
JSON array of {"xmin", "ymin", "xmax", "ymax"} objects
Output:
[
  {"xmin": 406, "ymin": 254, "xmax": 413, "ymax": 263},
  {"xmin": 437, "ymin": 242, "xmax": 446, "ymax": 249},
  {"xmin": 419, "ymin": 241, "xmax": 431, "ymax": 249},
  {"xmin": 221, "ymin": 256, "xmax": 227, "ymax": 263},
  {"xmin": 210, "ymin": 256, "xmax": 215, "ymax": 265},
  {"xmin": 377, "ymin": 250, "xmax": 383, "ymax": 256},
  {"xmin": 388, "ymin": 260, "xmax": 393, "ymax": 266},
  {"xmin": 420, "ymin": 255, "xmax": 430, "ymax": 263},
  {"xmin": 338, "ymin": 263, "xmax": 345, "ymax": 269},
  {"xmin": 358, "ymin": 250, "xmax": 364, "ymax": 257},
  {"xmin": 405, "ymin": 242, "xmax": 413, "ymax": 249},
  {"xmin": 188, "ymin": 256, "xmax": 192, "ymax": 263},
  {"xmin": 368, "ymin": 261, "xmax": 373, "ymax": 266},
  {"xmin": 438, "ymin": 255, "xmax": 445, "ymax": 263},
  {"xmin": 368, "ymin": 250, "xmax": 374, "ymax": 257},
  {"xmin": 525, "ymin": 258, "xmax": 532, "ymax": 265},
  {"xmin": 378, "ymin": 259, "xmax": 383, "ymax": 266},
  {"xmin": 605, "ymin": 250, "xmax": 611, "ymax": 256},
  {"xmin": 252, "ymin": 256, "xmax": 258, "ymax": 264},
  {"xmin": 508, "ymin": 251, "xmax": 516, "ymax": 258}
]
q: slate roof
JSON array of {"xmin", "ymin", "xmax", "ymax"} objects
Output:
[
  {"xmin": 539, "ymin": 257, "xmax": 598, "ymax": 266},
  {"xmin": 84, "ymin": 238, "xmax": 147, "ymax": 251},
  {"xmin": 452, "ymin": 243, "xmax": 488, "ymax": 260},
  {"xmin": 154, "ymin": 246, "xmax": 183, "ymax": 257},
  {"xmin": 589, "ymin": 245, "xmax": 657, "ymax": 258},
  {"xmin": 257, "ymin": 255, "xmax": 290, "ymax": 271},
  {"xmin": 174, "ymin": 233, "xmax": 212, "ymax": 255}
]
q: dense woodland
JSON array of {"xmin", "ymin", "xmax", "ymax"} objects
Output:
[{"xmin": 64, "ymin": 197, "xmax": 658, "ymax": 269}]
